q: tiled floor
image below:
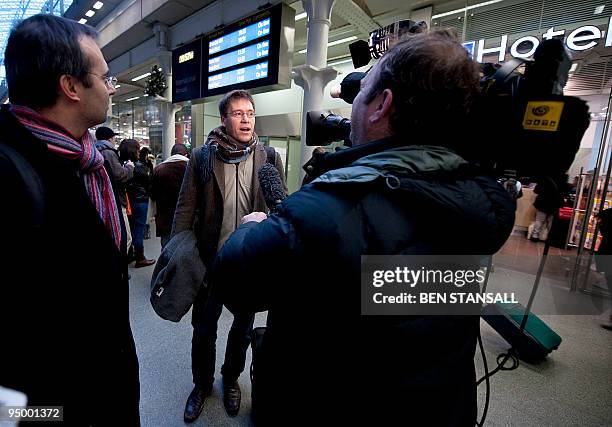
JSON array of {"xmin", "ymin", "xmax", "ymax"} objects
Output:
[{"xmin": 131, "ymin": 232, "xmax": 612, "ymax": 426}]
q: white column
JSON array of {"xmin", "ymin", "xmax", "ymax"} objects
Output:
[
  {"xmin": 294, "ymin": 0, "xmax": 337, "ymax": 182},
  {"xmin": 191, "ymin": 103, "xmax": 205, "ymax": 149},
  {"xmin": 154, "ymin": 23, "xmax": 175, "ymax": 161}
]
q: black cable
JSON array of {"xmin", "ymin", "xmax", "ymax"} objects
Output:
[
  {"xmin": 475, "ymin": 328, "xmax": 520, "ymax": 426},
  {"xmin": 476, "ymin": 331, "xmax": 490, "ymax": 427}
]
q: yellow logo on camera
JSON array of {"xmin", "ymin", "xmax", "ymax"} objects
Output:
[{"xmin": 522, "ymin": 101, "xmax": 564, "ymax": 132}]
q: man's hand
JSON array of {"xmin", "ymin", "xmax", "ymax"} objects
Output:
[
  {"xmin": 241, "ymin": 212, "xmax": 267, "ymax": 224},
  {"xmin": 125, "ymin": 160, "xmax": 135, "ymax": 170}
]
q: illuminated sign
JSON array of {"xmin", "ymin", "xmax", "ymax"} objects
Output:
[
  {"xmin": 171, "ymin": 3, "xmax": 294, "ymax": 103},
  {"xmin": 208, "ymin": 41, "xmax": 269, "ymax": 73},
  {"xmin": 209, "ymin": 18, "xmax": 270, "ymax": 55},
  {"xmin": 172, "ymin": 39, "xmax": 202, "ymax": 103},
  {"xmin": 463, "ymin": 16, "xmax": 612, "ymax": 62},
  {"xmin": 179, "ymin": 51, "xmax": 194, "ymax": 63},
  {"xmin": 208, "ymin": 61, "xmax": 268, "ymax": 89}
]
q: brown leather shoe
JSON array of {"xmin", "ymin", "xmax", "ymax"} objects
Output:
[
  {"xmin": 223, "ymin": 379, "xmax": 241, "ymax": 417},
  {"xmin": 134, "ymin": 258, "xmax": 156, "ymax": 268},
  {"xmin": 184, "ymin": 386, "xmax": 211, "ymax": 423}
]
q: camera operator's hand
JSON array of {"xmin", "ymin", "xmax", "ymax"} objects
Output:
[{"xmin": 241, "ymin": 212, "xmax": 267, "ymax": 224}]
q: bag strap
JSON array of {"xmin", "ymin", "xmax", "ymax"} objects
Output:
[
  {"xmin": 197, "ymin": 144, "xmax": 215, "ymax": 188},
  {"xmin": 0, "ymin": 143, "xmax": 44, "ymax": 227},
  {"xmin": 264, "ymin": 146, "xmax": 276, "ymax": 165}
]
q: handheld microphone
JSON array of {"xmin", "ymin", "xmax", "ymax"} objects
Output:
[{"xmin": 258, "ymin": 163, "xmax": 286, "ymax": 214}]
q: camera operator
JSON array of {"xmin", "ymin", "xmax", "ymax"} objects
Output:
[{"xmin": 210, "ymin": 29, "xmax": 515, "ymax": 425}]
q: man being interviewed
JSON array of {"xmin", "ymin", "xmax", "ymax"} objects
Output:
[
  {"xmin": 171, "ymin": 90, "xmax": 286, "ymax": 423},
  {"xmin": 210, "ymin": 31, "xmax": 516, "ymax": 425}
]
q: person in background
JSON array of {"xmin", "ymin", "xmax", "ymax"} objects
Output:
[
  {"xmin": 172, "ymin": 89, "xmax": 286, "ymax": 423},
  {"xmin": 140, "ymin": 145, "xmax": 154, "ymax": 174},
  {"xmin": 95, "ymin": 126, "xmax": 134, "ymax": 255},
  {"xmin": 0, "ymin": 14, "xmax": 140, "ymax": 424},
  {"xmin": 150, "ymin": 143, "xmax": 190, "ymax": 248},
  {"xmin": 120, "ymin": 138, "xmax": 156, "ymax": 268},
  {"xmin": 528, "ymin": 177, "xmax": 564, "ymax": 242},
  {"xmin": 140, "ymin": 146, "xmax": 155, "ymax": 239}
]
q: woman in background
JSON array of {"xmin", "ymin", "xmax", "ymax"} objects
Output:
[{"xmin": 120, "ymin": 139, "xmax": 156, "ymax": 268}]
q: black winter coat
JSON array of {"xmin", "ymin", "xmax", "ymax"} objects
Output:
[
  {"xmin": 0, "ymin": 107, "xmax": 140, "ymax": 426},
  {"xmin": 212, "ymin": 142, "xmax": 515, "ymax": 426},
  {"xmin": 127, "ymin": 160, "xmax": 152, "ymax": 203}
]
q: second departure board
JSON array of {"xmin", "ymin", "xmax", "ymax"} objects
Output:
[{"xmin": 172, "ymin": 3, "xmax": 294, "ymax": 103}]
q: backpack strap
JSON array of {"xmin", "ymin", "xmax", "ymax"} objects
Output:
[
  {"xmin": 0, "ymin": 143, "xmax": 44, "ymax": 227},
  {"xmin": 197, "ymin": 144, "xmax": 216, "ymax": 188},
  {"xmin": 264, "ymin": 146, "xmax": 276, "ymax": 165}
]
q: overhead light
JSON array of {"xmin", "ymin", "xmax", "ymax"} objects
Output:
[
  {"xmin": 295, "ymin": 12, "xmax": 307, "ymax": 21},
  {"xmin": 115, "ymin": 84, "xmax": 121, "ymax": 88},
  {"xmin": 595, "ymin": 5, "xmax": 605, "ymax": 14},
  {"xmin": 125, "ymin": 96, "xmax": 140, "ymax": 102},
  {"xmin": 131, "ymin": 72, "xmax": 151, "ymax": 81},
  {"xmin": 432, "ymin": 0, "xmax": 504, "ymax": 19},
  {"xmin": 299, "ymin": 36, "xmax": 358, "ymax": 54},
  {"xmin": 85, "ymin": 10, "xmax": 95, "ymax": 17},
  {"xmin": 328, "ymin": 58, "xmax": 353, "ymax": 66},
  {"xmin": 602, "ymin": 106, "xmax": 608, "ymax": 111},
  {"xmin": 143, "ymin": 94, "xmax": 149, "ymax": 97},
  {"xmin": 111, "ymin": 103, "xmax": 115, "ymax": 106},
  {"xmin": 93, "ymin": 1, "xmax": 104, "ymax": 9},
  {"xmin": 569, "ymin": 63, "xmax": 578, "ymax": 73},
  {"xmin": 328, "ymin": 36, "xmax": 358, "ymax": 47},
  {"xmin": 78, "ymin": 18, "xmax": 87, "ymax": 24}
]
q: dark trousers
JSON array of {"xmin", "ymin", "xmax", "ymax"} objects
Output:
[{"xmin": 191, "ymin": 288, "xmax": 255, "ymax": 390}]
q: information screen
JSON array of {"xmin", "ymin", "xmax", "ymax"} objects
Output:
[
  {"xmin": 171, "ymin": 3, "xmax": 294, "ymax": 102},
  {"xmin": 208, "ymin": 41, "xmax": 269, "ymax": 73},
  {"xmin": 208, "ymin": 61, "xmax": 268, "ymax": 89},
  {"xmin": 208, "ymin": 18, "xmax": 270, "ymax": 55},
  {"xmin": 172, "ymin": 38, "xmax": 202, "ymax": 103}
]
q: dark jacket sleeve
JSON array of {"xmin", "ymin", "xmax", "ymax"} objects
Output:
[
  {"xmin": 210, "ymin": 212, "xmax": 297, "ymax": 313},
  {"xmin": 102, "ymin": 149, "xmax": 133, "ymax": 183}
]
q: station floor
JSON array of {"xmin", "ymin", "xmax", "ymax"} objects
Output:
[{"xmin": 131, "ymin": 232, "xmax": 612, "ymax": 426}]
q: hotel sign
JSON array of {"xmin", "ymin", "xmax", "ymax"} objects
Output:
[{"xmin": 463, "ymin": 16, "xmax": 612, "ymax": 62}]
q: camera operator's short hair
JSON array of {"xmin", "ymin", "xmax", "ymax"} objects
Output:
[
  {"xmin": 5, "ymin": 14, "xmax": 98, "ymax": 110},
  {"xmin": 365, "ymin": 29, "xmax": 480, "ymax": 141},
  {"xmin": 218, "ymin": 90, "xmax": 255, "ymax": 117}
]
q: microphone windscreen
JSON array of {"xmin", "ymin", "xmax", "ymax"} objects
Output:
[{"xmin": 258, "ymin": 163, "xmax": 286, "ymax": 212}]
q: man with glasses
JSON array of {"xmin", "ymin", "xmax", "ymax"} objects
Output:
[
  {"xmin": 172, "ymin": 89, "xmax": 286, "ymax": 422},
  {"xmin": 0, "ymin": 14, "xmax": 140, "ymax": 425}
]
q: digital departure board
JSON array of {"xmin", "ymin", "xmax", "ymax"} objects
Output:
[
  {"xmin": 208, "ymin": 19, "xmax": 270, "ymax": 55},
  {"xmin": 172, "ymin": 3, "xmax": 294, "ymax": 103},
  {"xmin": 208, "ymin": 61, "xmax": 269, "ymax": 89}
]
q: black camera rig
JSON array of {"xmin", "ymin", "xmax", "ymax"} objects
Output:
[{"xmin": 304, "ymin": 28, "xmax": 590, "ymax": 185}]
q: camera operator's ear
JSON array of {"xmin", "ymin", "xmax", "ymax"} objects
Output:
[{"xmin": 369, "ymin": 88, "xmax": 394, "ymax": 124}]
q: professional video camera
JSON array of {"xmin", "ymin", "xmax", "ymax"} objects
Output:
[{"xmin": 303, "ymin": 22, "xmax": 590, "ymax": 185}]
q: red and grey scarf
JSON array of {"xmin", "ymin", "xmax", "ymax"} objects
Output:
[
  {"xmin": 208, "ymin": 126, "xmax": 257, "ymax": 164},
  {"xmin": 10, "ymin": 105, "xmax": 122, "ymax": 250}
]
